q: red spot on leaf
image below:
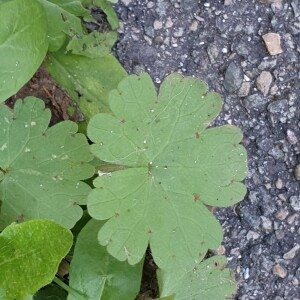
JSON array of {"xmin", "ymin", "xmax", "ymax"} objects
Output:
[
  {"xmin": 147, "ymin": 229, "xmax": 152, "ymax": 234},
  {"xmin": 115, "ymin": 212, "xmax": 120, "ymax": 218},
  {"xmin": 120, "ymin": 119, "xmax": 126, "ymax": 124},
  {"xmin": 193, "ymin": 194, "xmax": 199, "ymax": 202},
  {"xmin": 195, "ymin": 132, "xmax": 201, "ymax": 139}
]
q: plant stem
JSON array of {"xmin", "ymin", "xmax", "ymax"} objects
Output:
[{"xmin": 53, "ymin": 277, "xmax": 87, "ymax": 300}]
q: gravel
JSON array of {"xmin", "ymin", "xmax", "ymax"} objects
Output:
[{"xmin": 114, "ymin": 0, "xmax": 300, "ymax": 298}]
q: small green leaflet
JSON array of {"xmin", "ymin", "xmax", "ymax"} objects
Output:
[
  {"xmin": 87, "ymin": 73, "xmax": 247, "ymax": 270},
  {"xmin": 46, "ymin": 50, "xmax": 127, "ymax": 121},
  {"xmin": 0, "ymin": 220, "xmax": 73, "ymax": 299},
  {"xmin": 68, "ymin": 219, "xmax": 143, "ymax": 300},
  {"xmin": 66, "ymin": 31, "xmax": 118, "ymax": 58},
  {"xmin": 0, "ymin": 97, "xmax": 94, "ymax": 230},
  {"xmin": 82, "ymin": 0, "xmax": 119, "ymax": 29},
  {"xmin": 158, "ymin": 256, "xmax": 236, "ymax": 300},
  {"xmin": 0, "ymin": 0, "xmax": 48, "ymax": 102},
  {"xmin": 37, "ymin": 0, "xmax": 89, "ymax": 52}
]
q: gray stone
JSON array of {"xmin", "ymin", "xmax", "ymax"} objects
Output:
[
  {"xmin": 256, "ymin": 71, "xmax": 273, "ymax": 96},
  {"xmin": 207, "ymin": 44, "xmax": 219, "ymax": 64},
  {"xmin": 243, "ymin": 93, "xmax": 268, "ymax": 112},
  {"xmin": 283, "ymin": 244, "xmax": 300, "ymax": 259},
  {"xmin": 289, "ymin": 196, "xmax": 300, "ymax": 211},
  {"xmin": 240, "ymin": 206, "xmax": 261, "ymax": 229},
  {"xmin": 261, "ymin": 216, "xmax": 272, "ymax": 231},
  {"xmin": 294, "ymin": 165, "xmax": 300, "ymax": 181},
  {"xmin": 287, "ymin": 130, "xmax": 298, "ymax": 145},
  {"xmin": 235, "ymin": 41, "xmax": 250, "ymax": 56},
  {"xmin": 258, "ymin": 58, "xmax": 277, "ymax": 70},
  {"xmin": 267, "ymin": 99, "xmax": 289, "ymax": 114},
  {"xmin": 223, "ymin": 62, "xmax": 243, "ymax": 93},
  {"xmin": 238, "ymin": 82, "xmax": 251, "ymax": 97},
  {"xmin": 291, "ymin": 0, "xmax": 300, "ymax": 17}
]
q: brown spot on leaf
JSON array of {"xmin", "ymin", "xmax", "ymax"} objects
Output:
[
  {"xmin": 201, "ymin": 240, "xmax": 205, "ymax": 245},
  {"xmin": 195, "ymin": 132, "xmax": 201, "ymax": 139},
  {"xmin": 147, "ymin": 229, "xmax": 152, "ymax": 234},
  {"xmin": 115, "ymin": 212, "xmax": 120, "ymax": 218},
  {"xmin": 16, "ymin": 214, "xmax": 24, "ymax": 223},
  {"xmin": 214, "ymin": 262, "xmax": 220, "ymax": 267},
  {"xmin": 193, "ymin": 194, "xmax": 199, "ymax": 202},
  {"xmin": 72, "ymin": 202, "xmax": 78, "ymax": 206},
  {"xmin": 120, "ymin": 119, "xmax": 126, "ymax": 124}
]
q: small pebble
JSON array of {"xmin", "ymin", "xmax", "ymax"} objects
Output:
[
  {"xmin": 294, "ymin": 164, "xmax": 300, "ymax": 180},
  {"xmin": 273, "ymin": 264, "xmax": 287, "ymax": 278},
  {"xmin": 289, "ymin": 196, "xmax": 300, "ymax": 211},
  {"xmin": 262, "ymin": 33, "xmax": 283, "ymax": 55},
  {"xmin": 275, "ymin": 178, "xmax": 284, "ymax": 189},
  {"xmin": 261, "ymin": 216, "xmax": 273, "ymax": 231},
  {"xmin": 121, "ymin": 0, "xmax": 132, "ymax": 5},
  {"xmin": 287, "ymin": 129, "xmax": 298, "ymax": 145},
  {"xmin": 246, "ymin": 230, "xmax": 260, "ymax": 240},
  {"xmin": 287, "ymin": 214, "xmax": 298, "ymax": 224},
  {"xmin": 212, "ymin": 245, "xmax": 226, "ymax": 255},
  {"xmin": 189, "ymin": 20, "xmax": 198, "ymax": 32},
  {"xmin": 153, "ymin": 20, "xmax": 163, "ymax": 30},
  {"xmin": 256, "ymin": 71, "xmax": 273, "ymax": 96},
  {"xmin": 283, "ymin": 244, "xmax": 300, "ymax": 259},
  {"xmin": 276, "ymin": 209, "xmax": 289, "ymax": 220},
  {"xmin": 165, "ymin": 17, "xmax": 173, "ymax": 28},
  {"xmin": 238, "ymin": 82, "xmax": 251, "ymax": 97}
]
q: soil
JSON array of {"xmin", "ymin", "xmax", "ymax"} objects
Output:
[{"xmin": 8, "ymin": 0, "xmax": 300, "ymax": 299}]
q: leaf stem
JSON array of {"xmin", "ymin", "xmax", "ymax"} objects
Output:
[{"xmin": 53, "ymin": 277, "xmax": 87, "ymax": 300}]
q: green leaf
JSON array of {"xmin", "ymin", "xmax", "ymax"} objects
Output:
[
  {"xmin": 83, "ymin": 0, "xmax": 119, "ymax": 29},
  {"xmin": 158, "ymin": 256, "xmax": 236, "ymax": 300},
  {"xmin": 46, "ymin": 50, "xmax": 127, "ymax": 121},
  {"xmin": 0, "ymin": 0, "xmax": 48, "ymax": 102},
  {"xmin": 87, "ymin": 73, "xmax": 247, "ymax": 270},
  {"xmin": 68, "ymin": 219, "xmax": 143, "ymax": 300},
  {"xmin": 36, "ymin": 0, "xmax": 89, "ymax": 52},
  {"xmin": 0, "ymin": 97, "xmax": 94, "ymax": 230},
  {"xmin": 34, "ymin": 284, "xmax": 67, "ymax": 300},
  {"xmin": 0, "ymin": 220, "xmax": 73, "ymax": 300},
  {"xmin": 66, "ymin": 31, "xmax": 117, "ymax": 58}
]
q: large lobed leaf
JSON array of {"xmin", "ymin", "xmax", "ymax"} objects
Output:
[
  {"xmin": 68, "ymin": 219, "xmax": 143, "ymax": 300},
  {"xmin": 87, "ymin": 73, "xmax": 247, "ymax": 270},
  {"xmin": 0, "ymin": 220, "xmax": 73, "ymax": 299},
  {"xmin": 158, "ymin": 256, "xmax": 236, "ymax": 300},
  {"xmin": 0, "ymin": 97, "xmax": 94, "ymax": 230},
  {"xmin": 0, "ymin": 0, "xmax": 48, "ymax": 102}
]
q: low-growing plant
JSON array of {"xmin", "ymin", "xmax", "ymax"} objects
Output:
[{"xmin": 0, "ymin": 0, "xmax": 248, "ymax": 299}]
